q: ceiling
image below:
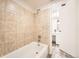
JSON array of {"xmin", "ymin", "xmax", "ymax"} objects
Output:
[
  {"xmin": 24, "ymin": 0, "xmax": 52, "ymax": 8},
  {"xmin": 14, "ymin": 0, "xmax": 64, "ymax": 10},
  {"xmin": 15, "ymin": 0, "xmax": 53, "ymax": 9}
]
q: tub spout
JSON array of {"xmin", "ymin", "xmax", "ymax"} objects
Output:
[
  {"xmin": 38, "ymin": 35, "xmax": 41, "ymax": 42},
  {"xmin": 37, "ymin": 35, "xmax": 41, "ymax": 46}
]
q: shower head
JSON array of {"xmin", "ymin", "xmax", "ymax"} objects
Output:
[{"xmin": 35, "ymin": 9, "xmax": 40, "ymax": 15}]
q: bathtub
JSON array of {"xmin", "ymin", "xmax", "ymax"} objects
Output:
[{"xmin": 3, "ymin": 42, "xmax": 48, "ymax": 58}]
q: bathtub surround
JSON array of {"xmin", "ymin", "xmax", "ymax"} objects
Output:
[
  {"xmin": 0, "ymin": 0, "xmax": 34, "ymax": 56},
  {"xmin": 0, "ymin": 0, "xmax": 51, "ymax": 57},
  {"xmin": 34, "ymin": 9, "xmax": 50, "ymax": 44}
]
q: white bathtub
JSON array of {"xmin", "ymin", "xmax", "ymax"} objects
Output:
[{"xmin": 3, "ymin": 42, "xmax": 48, "ymax": 58}]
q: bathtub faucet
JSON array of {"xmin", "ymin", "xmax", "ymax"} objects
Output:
[
  {"xmin": 38, "ymin": 35, "xmax": 41, "ymax": 42},
  {"xmin": 37, "ymin": 35, "xmax": 41, "ymax": 46}
]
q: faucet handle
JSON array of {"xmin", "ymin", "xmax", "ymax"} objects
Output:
[
  {"xmin": 38, "ymin": 35, "xmax": 41, "ymax": 43},
  {"xmin": 38, "ymin": 35, "xmax": 41, "ymax": 39},
  {"xmin": 38, "ymin": 39, "xmax": 40, "ymax": 42}
]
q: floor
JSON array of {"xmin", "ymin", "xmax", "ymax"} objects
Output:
[{"xmin": 51, "ymin": 45, "xmax": 74, "ymax": 58}]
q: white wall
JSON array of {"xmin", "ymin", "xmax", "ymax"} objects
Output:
[
  {"xmin": 77, "ymin": 0, "xmax": 79, "ymax": 57},
  {"xmin": 56, "ymin": 0, "xmax": 77, "ymax": 57},
  {"xmin": 39, "ymin": 0, "xmax": 78, "ymax": 57}
]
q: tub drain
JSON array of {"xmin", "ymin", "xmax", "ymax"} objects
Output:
[{"xmin": 36, "ymin": 52, "xmax": 38, "ymax": 54}]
